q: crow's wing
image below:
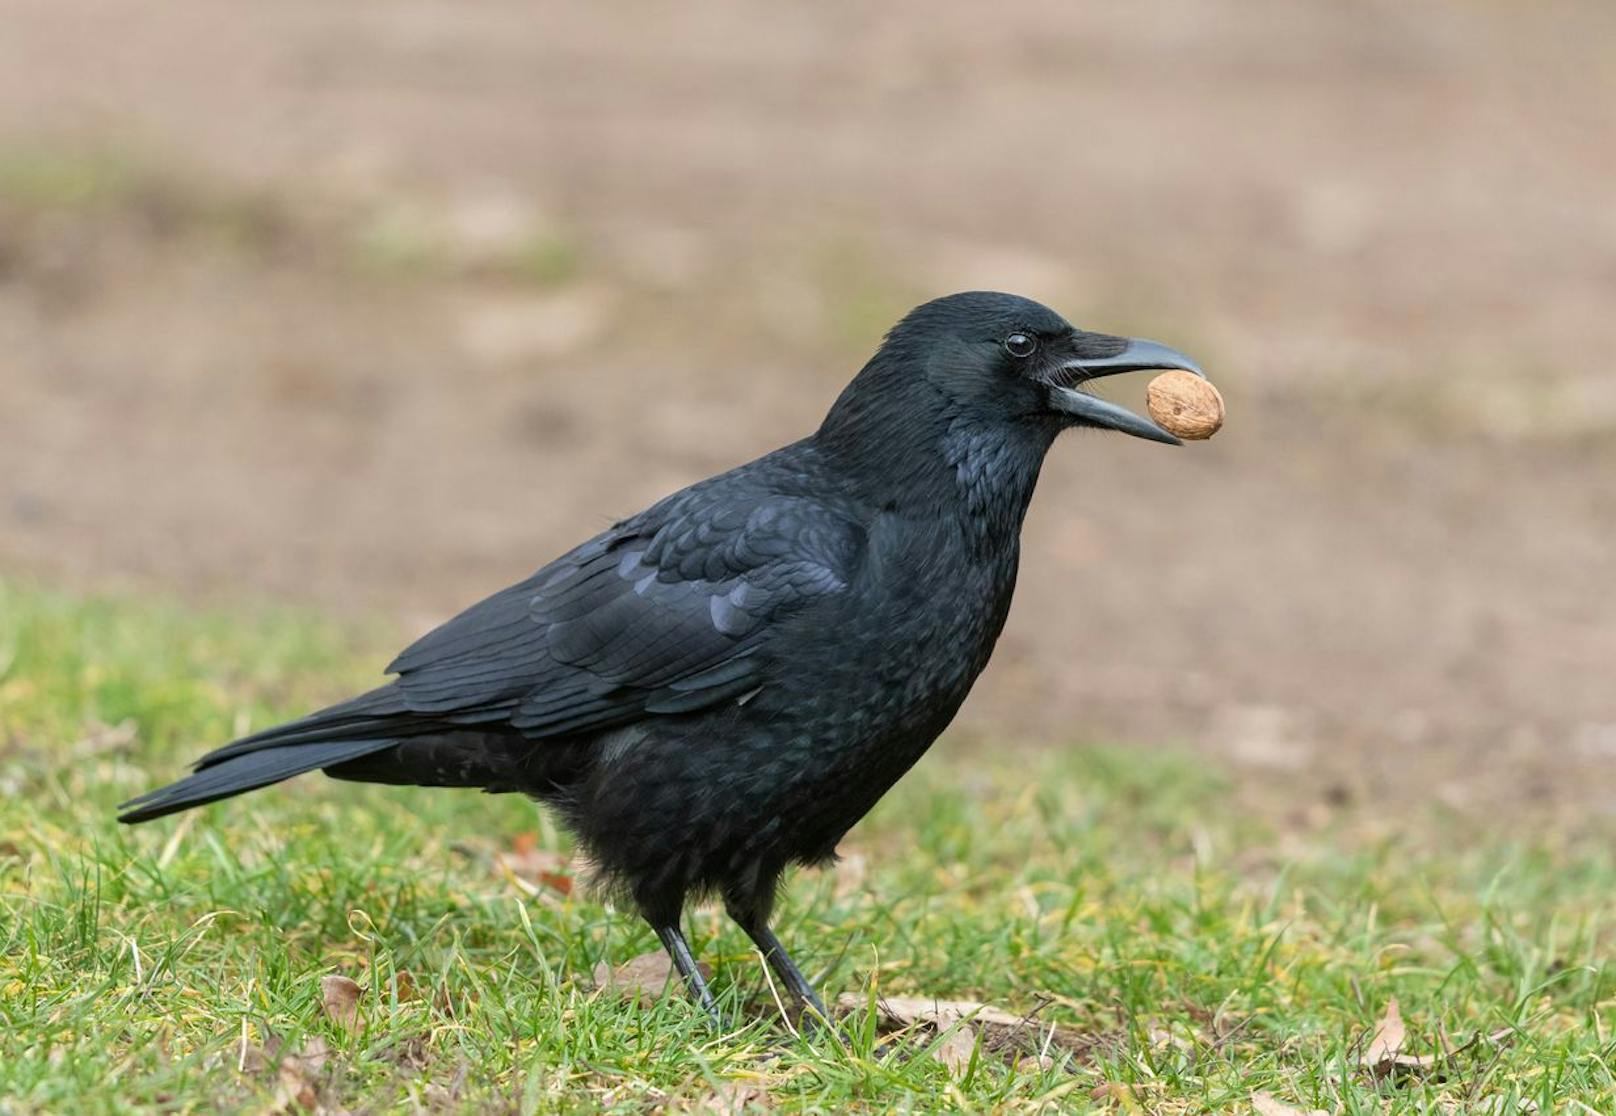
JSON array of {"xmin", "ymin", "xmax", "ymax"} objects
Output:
[
  {"xmin": 116, "ymin": 478, "xmax": 866, "ymax": 824},
  {"xmin": 385, "ymin": 490, "xmax": 864, "ymax": 739}
]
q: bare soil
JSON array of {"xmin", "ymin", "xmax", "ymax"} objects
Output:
[{"xmin": 4, "ymin": 0, "xmax": 1615, "ymax": 816}]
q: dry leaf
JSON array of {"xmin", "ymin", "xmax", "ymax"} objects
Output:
[
  {"xmin": 421, "ymin": 1082, "xmax": 459, "ymax": 1109},
  {"xmin": 239, "ymin": 1041, "xmax": 269, "ymax": 1077},
  {"xmin": 383, "ymin": 1034, "xmax": 431, "ymax": 1072},
  {"xmin": 835, "ymin": 993, "xmax": 1025, "ymax": 1029},
  {"xmin": 594, "ymin": 950, "xmax": 710, "ymax": 1004},
  {"xmin": 320, "ymin": 974, "xmax": 363, "ymax": 1031},
  {"xmin": 536, "ymin": 868, "xmax": 573, "ymax": 895},
  {"xmin": 71, "ymin": 719, "xmax": 138, "ymax": 758},
  {"xmin": 253, "ymin": 1035, "xmax": 331, "ymax": 1114},
  {"xmin": 1089, "ymin": 1082, "xmax": 1144, "ymax": 1112},
  {"xmin": 1360, "ymin": 998, "xmax": 1446, "ymax": 1080},
  {"xmin": 1252, "ymin": 1092, "xmax": 1328, "ymax": 1116},
  {"xmin": 496, "ymin": 837, "xmax": 574, "ymax": 896},
  {"xmin": 931, "ymin": 1024, "xmax": 977, "ymax": 1075},
  {"xmin": 687, "ymin": 1080, "xmax": 772, "ymax": 1113},
  {"xmin": 1372, "ymin": 1051, "xmax": 1441, "ymax": 1078},
  {"xmin": 833, "ymin": 850, "xmax": 869, "ymax": 897},
  {"xmin": 1147, "ymin": 1024, "xmax": 1195, "ymax": 1054},
  {"xmin": 1364, "ymin": 999, "xmax": 1406, "ymax": 1065},
  {"xmin": 275, "ymin": 1059, "xmax": 319, "ymax": 1112},
  {"xmin": 432, "ymin": 980, "xmax": 473, "ymax": 1021},
  {"xmin": 1357, "ymin": 1010, "xmax": 1516, "ymax": 1087},
  {"xmin": 834, "ymin": 990, "xmax": 1076, "ymax": 1069},
  {"xmin": 297, "ymin": 1035, "xmax": 331, "ymax": 1072},
  {"xmin": 420, "ymin": 1063, "xmax": 470, "ymax": 1110}
]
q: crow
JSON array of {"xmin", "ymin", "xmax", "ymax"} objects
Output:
[{"xmin": 119, "ymin": 291, "xmax": 1203, "ymax": 1022}]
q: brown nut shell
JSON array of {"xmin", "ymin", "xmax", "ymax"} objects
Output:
[{"xmin": 1146, "ymin": 370, "xmax": 1224, "ymax": 440}]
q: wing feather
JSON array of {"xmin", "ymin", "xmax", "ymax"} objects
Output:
[{"xmin": 384, "ymin": 488, "xmax": 862, "ymax": 741}]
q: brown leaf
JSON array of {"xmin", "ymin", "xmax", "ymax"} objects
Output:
[
  {"xmin": 931, "ymin": 1024, "xmax": 977, "ymax": 1075},
  {"xmin": 1089, "ymin": 1082, "xmax": 1145, "ymax": 1112},
  {"xmin": 835, "ymin": 990, "xmax": 1080, "ymax": 1070},
  {"xmin": 263, "ymin": 1035, "xmax": 331, "ymax": 1114},
  {"xmin": 239, "ymin": 1041, "xmax": 270, "ymax": 1077},
  {"xmin": 495, "ymin": 838, "xmax": 574, "ymax": 895},
  {"xmin": 498, "ymin": 848, "xmax": 568, "ymax": 876},
  {"xmin": 686, "ymin": 1081, "xmax": 772, "ymax": 1113},
  {"xmin": 419, "ymin": 1063, "xmax": 470, "ymax": 1110},
  {"xmin": 1360, "ymin": 998, "xmax": 1451, "ymax": 1080},
  {"xmin": 1147, "ymin": 1024, "xmax": 1195, "ymax": 1054},
  {"xmin": 432, "ymin": 980, "xmax": 473, "ymax": 1021},
  {"xmin": 594, "ymin": 950, "xmax": 710, "ymax": 1005},
  {"xmin": 1375, "ymin": 1051, "xmax": 1441, "ymax": 1079},
  {"xmin": 833, "ymin": 849, "xmax": 868, "ymax": 897},
  {"xmin": 71, "ymin": 719, "xmax": 138, "ymax": 758},
  {"xmin": 1364, "ymin": 998, "xmax": 1406, "ymax": 1065},
  {"xmin": 421, "ymin": 1082, "xmax": 460, "ymax": 1110},
  {"xmin": 1252, "ymin": 1092, "xmax": 1329, "ymax": 1116},
  {"xmin": 275, "ymin": 1059, "xmax": 319, "ymax": 1112},
  {"xmin": 536, "ymin": 869, "xmax": 573, "ymax": 895},
  {"xmin": 835, "ymin": 992, "xmax": 1025, "ymax": 1029},
  {"xmin": 297, "ymin": 1035, "xmax": 331, "ymax": 1072},
  {"xmin": 320, "ymin": 974, "xmax": 363, "ymax": 1031},
  {"xmin": 384, "ymin": 1033, "xmax": 431, "ymax": 1071}
]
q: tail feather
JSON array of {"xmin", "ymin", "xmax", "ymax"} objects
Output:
[
  {"xmin": 195, "ymin": 684, "xmax": 415, "ymax": 767},
  {"xmin": 117, "ymin": 683, "xmax": 538, "ymax": 824},
  {"xmin": 117, "ymin": 738, "xmax": 399, "ymax": 823}
]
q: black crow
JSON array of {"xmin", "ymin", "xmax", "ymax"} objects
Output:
[{"xmin": 119, "ymin": 291, "xmax": 1203, "ymax": 1022}]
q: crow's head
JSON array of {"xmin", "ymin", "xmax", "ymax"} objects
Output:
[{"xmin": 876, "ymin": 291, "xmax": 1204, "ymax": 445}]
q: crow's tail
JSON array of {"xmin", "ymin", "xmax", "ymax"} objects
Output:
[
  {"xmin": 117, "ymin": 684, "xmax": 416, "ymax": 824},
  {"xmin": 116, "ymin": 737, "xmax": 402, "ymax": 823}
]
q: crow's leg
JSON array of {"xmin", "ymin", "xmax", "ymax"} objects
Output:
[
  {"xmin": 749, "ymin": 921, "xmax": 831, "ymax": 1024},
  {"xmin": 654, "ymin": 922, "xmax": 720, "ymax": 1021},
  {"xmin": 725, "ymin": 892, "xmax": 830, "ymax": 1025}
]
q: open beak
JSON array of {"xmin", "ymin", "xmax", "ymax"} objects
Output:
[{"xmin": 1047, "ymin": 337, "xmax": 1205, "ymax": 445}]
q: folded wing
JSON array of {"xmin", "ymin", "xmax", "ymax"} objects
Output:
[{"xmin": 388, "ymin": 489, "xmax": 864, "ymax": 737}]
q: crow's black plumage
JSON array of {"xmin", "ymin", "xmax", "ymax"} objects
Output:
[{"xmin": 120, "ymin": 291, "xmax": 1203, "ymax": 1020}]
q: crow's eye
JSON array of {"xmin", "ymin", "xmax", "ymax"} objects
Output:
[{"xmin": 1004, "ymin": 333, "xmax": 1037, "ymax": 359}]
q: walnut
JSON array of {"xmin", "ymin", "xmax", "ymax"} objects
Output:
[{"xmin": 1146, "ymin": 370, "xmax": 1224, "ymax": 440}]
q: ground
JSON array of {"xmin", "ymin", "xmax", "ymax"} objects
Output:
[
  {"xmin": 3, "ymin": 2, "xmax": 1615, "ymax": 1110},
  {"xmin": 4, "ymin": 2, "xmax": 1616, "ymax": 814},
  {"xmin": 3, "ymin": 581, "xmax": 1610, "ymax": 1113}
]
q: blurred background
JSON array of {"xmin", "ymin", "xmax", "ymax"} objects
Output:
[{"xmin": 3, "ymin": 0, "xmax": 1613, "ymax": 816}]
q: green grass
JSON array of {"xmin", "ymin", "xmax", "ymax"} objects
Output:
[
  {"xmin": 0, "ymin": 147, "xmax": 143, "ymax": 211},
  {"xmin": 2, "ymin": 578, "xmax": 1613, "ymax": 1113}
]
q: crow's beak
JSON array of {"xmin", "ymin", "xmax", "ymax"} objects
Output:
[{"xmin": 1047, "ymin": 338, "xmax": 1205, "ymax": 445}]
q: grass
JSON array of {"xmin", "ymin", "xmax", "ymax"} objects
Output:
[
  {"xmin": 0, "ymin": 141, "xmax": 582, "ymax": 293},
  {"xmin": 2, "ymin": 578, "xmax": 1614, "ymax": 1113},
  {"xmin": 0, "ymin": 147, "xmax": 143, "ymax": 211}
]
